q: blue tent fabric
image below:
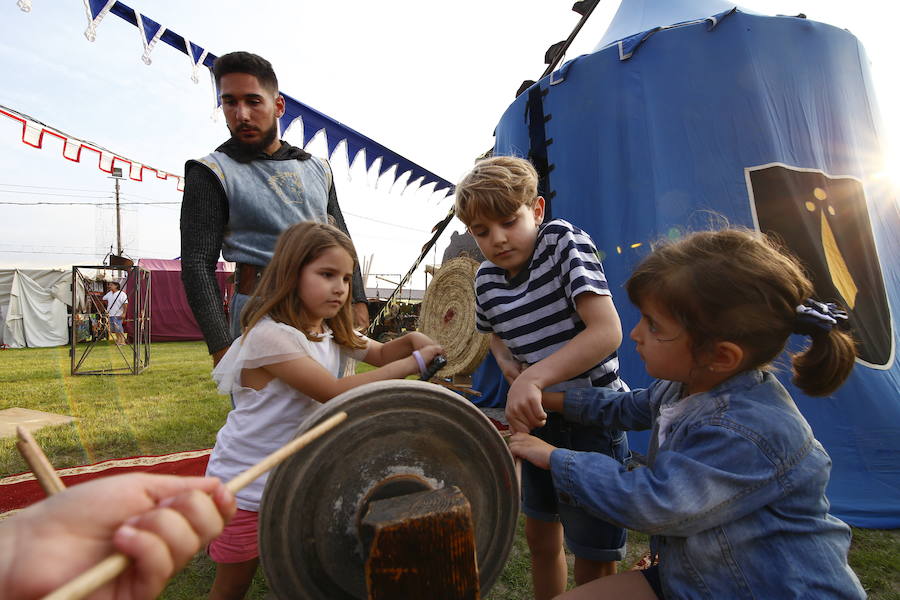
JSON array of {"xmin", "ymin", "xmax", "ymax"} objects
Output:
[{"xmin": 494, "ymin": 10, "xmax": 900, "ymax": 528}]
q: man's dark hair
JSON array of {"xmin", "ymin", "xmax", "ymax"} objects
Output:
[{"xmin": 213, "ymin": 51, "xmax": 279, "ymax": 94}]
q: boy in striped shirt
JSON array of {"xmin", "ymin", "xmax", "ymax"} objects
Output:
[{"xmin": 455, "ymin": 156, "xmax": 628, "ymax": 599}]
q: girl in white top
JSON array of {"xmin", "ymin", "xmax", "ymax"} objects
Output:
[{"xmin": 205, "ymin": 221, "xmax": 443, "ymax": 600}]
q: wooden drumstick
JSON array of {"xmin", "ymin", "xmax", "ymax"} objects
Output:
[
  {"xmin": 16, "ymin": 426, "xmax": 66, "ymax": 495},
  {"xmin": 42, "ymin": 411, "xmax": 348, "ymax": 600}
]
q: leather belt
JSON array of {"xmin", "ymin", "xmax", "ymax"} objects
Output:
[{"xmin": 235, "ymin": 262, "xmax": 265, "ymax": 296}]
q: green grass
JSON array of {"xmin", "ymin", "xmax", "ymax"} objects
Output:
[
  {"xmin": 1, "ymin": 341, "xmax": 228, "ymax": 476},
  {"xmin": 1, "ymin": 342, "xmax": 896, "ymax": 599}
]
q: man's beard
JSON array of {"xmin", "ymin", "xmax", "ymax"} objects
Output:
[{"xmin": 228, "ymin": 119, "xmax": 279, "ymax": 158}]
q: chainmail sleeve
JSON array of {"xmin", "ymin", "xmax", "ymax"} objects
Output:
[
  {"xmin": 327, "ymin": 182, "xmax": 368, "ymax": 305},
  {"xmin": 180, "ymin": 162, "xmax": 232, "ymax": 355}
]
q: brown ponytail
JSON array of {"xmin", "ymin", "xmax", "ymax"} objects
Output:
[{"xmin": 792, "ymin": 328, "xmax": 856, "ymax": 396}]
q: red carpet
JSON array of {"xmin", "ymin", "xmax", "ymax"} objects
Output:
[{"xmin": 0, "ymin": 449, "xmax": 211, "ymax": 516}]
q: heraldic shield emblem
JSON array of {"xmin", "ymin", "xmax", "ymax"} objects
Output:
[{"xmin": 746, "ymin": 163, "xmax": 893, "ymax": 367}]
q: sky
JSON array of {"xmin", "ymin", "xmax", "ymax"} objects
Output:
[{"xmin": 1, "ymin": 0, "xmax": 897, "ymax": 293}]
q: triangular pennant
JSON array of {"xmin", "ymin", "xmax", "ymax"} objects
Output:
[
  {"xmin": 184, "ymin": 40, "xmax": 209, "ymax": 83},
  {"xmin": 325, "ymin": 131, "xmax": 341, "ymax": 158},
  {"xmin": 302, "ymin": 123, "xmax": 323, "ymax": 150},
  {"xmin": 136, "ymin": 11, "xmax": 166, "ymax": 65},
  {"xmin": 345, "ymin": 137, "xmax": 365, "ymax": 168},
  {"xmin": 83, "ymin": 0, "xmax": 116, "ymax": 42},
  {"xmin": 378, "ymin": 160, "xmax": 398, "ymax": 178}
]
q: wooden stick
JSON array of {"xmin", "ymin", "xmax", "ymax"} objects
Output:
[
  {"xmin": 16, "ymin": 426, "xmax": 66, "ymax": 495},
  {"xmin": 433, "ymin": 380, "xmax": 482, "ymax": 397},
  {"xmin": 225, "ymin": 412, "xmax": 346, "ymax": 493},
  {"xmin": 42, "ymin": 411, "xmax": 348, "ymax": 600}
]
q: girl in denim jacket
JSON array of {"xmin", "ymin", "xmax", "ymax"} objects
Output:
[{"xmin": 509, "ymin": 229, "xmax": 865, "ymax": 599}]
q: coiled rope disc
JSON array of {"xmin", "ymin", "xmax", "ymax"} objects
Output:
[
  {"xmin": 259, "ymin": 380, "xmax": 519, "ymax": 599},
  {"xmin": 418, "ymin": 257, "xmax": 489, "ymax": 377}
]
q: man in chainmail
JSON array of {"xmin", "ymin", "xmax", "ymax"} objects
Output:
[{"xmin": 180, "ymin": 51, "xmax": 368, "ymax": 366}]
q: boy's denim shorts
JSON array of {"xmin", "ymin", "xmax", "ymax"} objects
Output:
[{"xmin": 522, "ymin": 412, "xmax": 629, "ymax": 562}]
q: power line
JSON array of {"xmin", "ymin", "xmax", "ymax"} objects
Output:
[
  {"xmin": 0, "ymin": 189, "xmax": 111, "ymax": 199},
  {"xmin": 0, "ymin": 182, "xmax": 110, "ymax": 194},
  {"xmin": 0, "ymin": 249, "xmax": 100, "ymax": 256},
  {"xmin": 1, "ymin": 200, "xmax": 181, "ymax": 206},
  {"xmin": 343, "ymin": 211, "xmax": 430, "ymax": 233}
]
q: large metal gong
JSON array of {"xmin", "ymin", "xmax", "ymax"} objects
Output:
[{"xmin": 259, "ymin": 380, "xmax": 519, "ymax": 599}]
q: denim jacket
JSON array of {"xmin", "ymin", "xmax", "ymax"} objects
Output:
[{"xmin": 550, "ymin": 371, "xmax": 865, "ymax": 599}]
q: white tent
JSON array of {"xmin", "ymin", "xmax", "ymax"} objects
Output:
[{"xmin": 0, "ymin": 268, "xmax": 72, "ymax": 348}]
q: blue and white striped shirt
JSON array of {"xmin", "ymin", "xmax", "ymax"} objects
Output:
[{"xmin": 475, "ymin": 219, "xmax": 623, "ymax": 391}]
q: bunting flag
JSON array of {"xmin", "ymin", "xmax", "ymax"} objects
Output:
[
  {"xmin": 134, "ymin": 9, "xmax": 165, "ymax": 65},
  {"xmin": 63, "ymin": 0, "xmax": 453, "ymax": 195},
  {"xmin": 1, "ymin": 103, "xmax": 185, "ymax": 191}
]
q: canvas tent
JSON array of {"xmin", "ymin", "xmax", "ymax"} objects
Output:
[
  {"xmin": 134, "ymin": 258, "xmax": 233, "ymax": 343},
  {"xmin": 0, "ymin": 268, "xmax": 71, "ymax": 348},
  {"xmin": 492, "ymin": 2, "xmax": 900, "ymax": 527}
]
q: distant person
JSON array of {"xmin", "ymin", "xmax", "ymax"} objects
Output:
[
  {"xmin": 509, "ymin": 229, "xmax": 865, "ymax": 599},
  {"xmin": 455, "ymin": 156, "xmax": 629, "ymax": 599},
  {"xmin": 205, "ymin": 221, "xmax": 442, "ymax": 600},
  {"xmin": 102, "ymin": 281, "xmax": 128, "ymax": 345},
  {"xmin": 180, "ymin": 51, "xmax": 368, "ymax": 367},
  {"xmin": 0, "ymin": 473, "xmax": 236, "ymax": 600}
]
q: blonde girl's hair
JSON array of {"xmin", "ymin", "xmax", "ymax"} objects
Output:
[
  {"xmin": 625, "ymin": 228, "xmax": 856, "ymax": 396},
  {"xmin": 240, "ymin": 221, "xmax": 366, "ymax": 349},
  {"xmin": 454, "ymin": 156, "xmax": 539, "ymax": 226}
]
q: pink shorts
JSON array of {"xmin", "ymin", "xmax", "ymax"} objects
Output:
[{"xmin": 208, "ymin": 508, "xmax": 259, "ymax": 563}]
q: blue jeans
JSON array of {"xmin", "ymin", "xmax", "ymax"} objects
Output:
[
  {"xmin": 522, "ymin": 412, "xmax": 629, "ymax": 561},
  {"xmin": 229, "ymin": 293, "xmax": 249, "ymax": 340}
]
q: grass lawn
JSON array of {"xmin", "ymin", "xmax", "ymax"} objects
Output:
[{"xmin": 1, "ymin": 342, "xmax": 897, "ymax": 599}]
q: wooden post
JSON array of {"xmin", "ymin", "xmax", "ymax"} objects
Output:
[{"xmin": 361, "ymin": 486, "xmax": 480, "ymax": 600}]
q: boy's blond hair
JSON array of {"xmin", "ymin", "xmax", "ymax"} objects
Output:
[{"xmin": 454, "ymin": 156, "xmax": 539, "ymax": 225}]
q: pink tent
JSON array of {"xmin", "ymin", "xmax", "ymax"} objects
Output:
[{"xmin": 132, "ymin": 259, "xmax": 233, "ymax": 342}]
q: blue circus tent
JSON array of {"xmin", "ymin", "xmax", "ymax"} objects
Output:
[{"xmin": 493, "ymin": 2, "xmax": 900, "ymax": 527}]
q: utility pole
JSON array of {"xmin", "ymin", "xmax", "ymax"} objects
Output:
[{"xmin": 110, "ymin": 167, "xmax": 124, "ymax": 256}]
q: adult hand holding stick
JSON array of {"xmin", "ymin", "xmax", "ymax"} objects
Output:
[{"xmin": 5, "ymin": 413, "xmax": 347, "ymax": 600}]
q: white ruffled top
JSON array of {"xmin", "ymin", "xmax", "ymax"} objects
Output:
[{"xmin": 206, "ymin": 316, "xmax": 369, "ymax": 511}]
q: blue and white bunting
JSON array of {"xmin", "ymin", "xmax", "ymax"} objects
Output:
[{"xmin": 54, "ymin": 0, "xmax": 454, "ymax": 196}]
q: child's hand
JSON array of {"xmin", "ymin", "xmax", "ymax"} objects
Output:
[
  {"xmin": 405, "ymin": 344, "xmax": 445, "ymax": 377},
  {"xmin": 508, "ymin": 432, "xmax": 556, "ymax": 470},
  {"xmin": 505, "ymin": 378, "xmax": 547, "ymax": 433},
  {"xmin": 416, "ymin": 344, "xmax": 445, "ymax": 366}
]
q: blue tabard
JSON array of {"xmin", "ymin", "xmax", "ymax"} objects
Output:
[{"xmin": 194, "ymin": 151, "xmax": 332, "ymax": 266}]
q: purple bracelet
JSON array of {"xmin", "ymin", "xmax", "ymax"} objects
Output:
[{"xmin": 412, "ymin": 350, "xmax": 427, "ymax": 377}]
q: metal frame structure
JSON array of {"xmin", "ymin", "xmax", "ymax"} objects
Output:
[{"xmin": 70, "ymin": 265, "xmax": 150, "ymax": 375}]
